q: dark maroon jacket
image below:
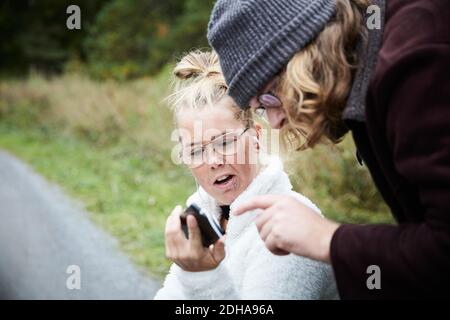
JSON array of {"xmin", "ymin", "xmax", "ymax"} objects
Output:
[{"xmin": 330, "ymin": 0, "xmax": 450, "ymax": 299}]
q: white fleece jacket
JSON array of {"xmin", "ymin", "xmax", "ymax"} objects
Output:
[{"xmin": 154, "ymin": 156, "xmax": 338, "ymax": 300}]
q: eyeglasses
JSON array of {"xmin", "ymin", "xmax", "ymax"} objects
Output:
[
  {"xmin": 254, "ymin": 92, "xmax": 282, "ymax": 120},
  {"xmin": 179, "ymin": 127, "xmax": 250, "ymax": 168}
]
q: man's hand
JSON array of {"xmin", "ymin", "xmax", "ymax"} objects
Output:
[
  {"xmin": 165, "ymin": 205, "xmax": 225, "ymax": 272},
  {"xmin": 233, "ymin": 195, "xmax": 339, "ymax": 263}
]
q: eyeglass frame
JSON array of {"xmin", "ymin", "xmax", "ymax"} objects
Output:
[
  {"xmin": 253, "ymin": 75, "xmax": 283, "ymax": 120},
  {"xmin": 254, "ymin": 92, "xmax": 283, "ymax": 119},
  {"xmin": 179, "ymin": 127, "xmax": 251, "ymax": 168}
]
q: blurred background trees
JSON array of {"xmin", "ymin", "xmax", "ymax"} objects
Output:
[{"xmin": 0, "ymin": 0, "xmax": 215, "ymax": 79}]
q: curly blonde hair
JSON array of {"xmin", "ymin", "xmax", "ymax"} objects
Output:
[
  {"xmin": 168, "ymin": 50, "xmax": 254, "ymax": 128},
  {"xmin": 278, "ymin": 0, "xmax": 369, "ymax": 150}
]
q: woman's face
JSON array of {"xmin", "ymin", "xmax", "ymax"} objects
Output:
[
  {"xmin": 249, "ymin": 77, "xmax": 288, "ymax": 129},
  {"xmin": 177, "ymin": 96, "xmax": 261, "ymax": 205}
]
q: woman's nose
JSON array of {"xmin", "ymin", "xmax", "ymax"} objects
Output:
[
  {"xmin": 267, "ymin": 108, "xmax": 287, "ymax": 129},
  {"xmin": 206, "ymin": 148, "xmax": 225, "ymax": 169}
]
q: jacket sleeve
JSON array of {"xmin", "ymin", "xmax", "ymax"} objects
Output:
[
  {"xmin": 173, "ymin": 262, "xmax": 240, "ymax": 299},
  {"xmin": 153, "ymin": 264, "xmax": 186, "ymax": 299},
  {"xmin": 154, "ymin": 262, "xmax": 240, "ymax": 300},
  {"xmin": 330, "ymin": 42, "xmax": 450, "ymax": 298}
]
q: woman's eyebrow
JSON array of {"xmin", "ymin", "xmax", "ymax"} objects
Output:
[
  {"xmin": 184, "ymin": 141, "xmax": 201, "ymax": 148},
  {"xmin": 210, "ymin": 131, "xmax": 227, "ymax": 141},
  {"xmin": 183, "ymin": 131, "xmax": 228, "ymax": 148}
]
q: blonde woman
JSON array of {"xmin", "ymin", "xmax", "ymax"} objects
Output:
[
  {"xmin": 207, "ymin": 0, "xmax": 450, "ymax": 298},
  {"xmin": 153, "ymin": 51, "xmax": 338, "ymax": 300}
]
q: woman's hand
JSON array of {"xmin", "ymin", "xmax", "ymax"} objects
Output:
[
  {"xmin": 233, "ymin": 195, "xmax": 340, "ymax": 263},
  {"xmin": 165, "ymin": 205, "xmax": 226, "ymax": 272}
]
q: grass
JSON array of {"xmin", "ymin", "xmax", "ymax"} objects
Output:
[
  {"xmin": 0, "ymin": 71, "xmax": 394, "ymax": 278},
  {"xmin": 0, "ymin": 124, "xmax": 195, "ymax": 277}
]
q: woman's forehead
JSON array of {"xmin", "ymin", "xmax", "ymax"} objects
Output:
[
  {"xmin": 178, "ymin": 103, "xmax": 242, "ymax": 130},
  {"xmin": 178, "ymin": 122, "xmax": 242, "ymax": 143}
]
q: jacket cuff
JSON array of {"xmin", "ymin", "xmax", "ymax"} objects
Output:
[{"xmin": 173, "ymin": 262, "xmax": 227, "ymax": 289}]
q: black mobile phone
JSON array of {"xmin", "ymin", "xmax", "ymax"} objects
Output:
[{"xmin": 180, "ymin": 203, "xmax": 225, "ymax": 247}]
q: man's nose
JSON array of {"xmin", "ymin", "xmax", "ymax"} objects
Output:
[
  {"xmin": 267, "ymin": 108, "xmax": 287, "ymax": 129},
  {"xmin": 249, "ymin": 96, "xmax": 259, "ymax": 109}
]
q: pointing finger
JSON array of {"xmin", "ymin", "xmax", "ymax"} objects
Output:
[{"xmin": 232, "ymin": 194, "xmax": 282, "ymax": 216}]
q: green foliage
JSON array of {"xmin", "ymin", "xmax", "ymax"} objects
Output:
[
  {"xmin": 285, "ymin": 139, "xmax": 393, "ymax": 224},
  {"xmin": 0, "ymin": 0, "xmax": 107, "ymax": 75},
  {"xmin": 1, "ymin": 0, "xmax": 215, "ymax": 79},
  {"xmin": 84, "ymin": 0, "xmax": 215, "ymax": 80}
]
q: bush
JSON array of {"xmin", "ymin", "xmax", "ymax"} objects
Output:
[
  {"xmin": 83, "ymin": 0, "xmax": 215, "ymax": 80},
  {"xmin": 284, "ymin": 138, "xmax": 392, "ymax": 224},
  {"xmin": 0, "ymin": 71, "xmax": 175, "ymax": 149}
]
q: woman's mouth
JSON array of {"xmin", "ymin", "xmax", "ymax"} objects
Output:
[{"xmin": 213, "ymin": 174, "xmax": 237, "ymax": 190}]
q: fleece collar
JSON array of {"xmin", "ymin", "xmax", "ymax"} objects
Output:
[{"xmin": 186, "ymin": 156, "xmax": 293, "ymax": 243}]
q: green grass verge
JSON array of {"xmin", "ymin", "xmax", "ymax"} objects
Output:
[{"xmin": 0, "ymin": 124, "xmax": 195, "ymax": 278}]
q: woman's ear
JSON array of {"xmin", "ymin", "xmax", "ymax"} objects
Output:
[
  {"xmin": 254, "ymin": 122, "xmax": 262, "ymax": 140},
  {"xmin": 252, "ymin": 122, "xmax": 262, "ymax": 151},
  {"xmin": 254, "ymin": 137, "xmax": 260, "ymax": 151}
]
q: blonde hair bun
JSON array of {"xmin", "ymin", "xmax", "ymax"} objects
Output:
[
  {"xmin": 166, "ymin": 49, "xmax": 254, "ymax": 129},
  {"xmin": 174, "ymin": 50, "xmax": 222, "ymax": 80}
]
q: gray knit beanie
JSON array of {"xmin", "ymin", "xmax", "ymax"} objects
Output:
[{"xmin": 207, "ymin": 0, "xmax": 336, "ymax": 109}]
